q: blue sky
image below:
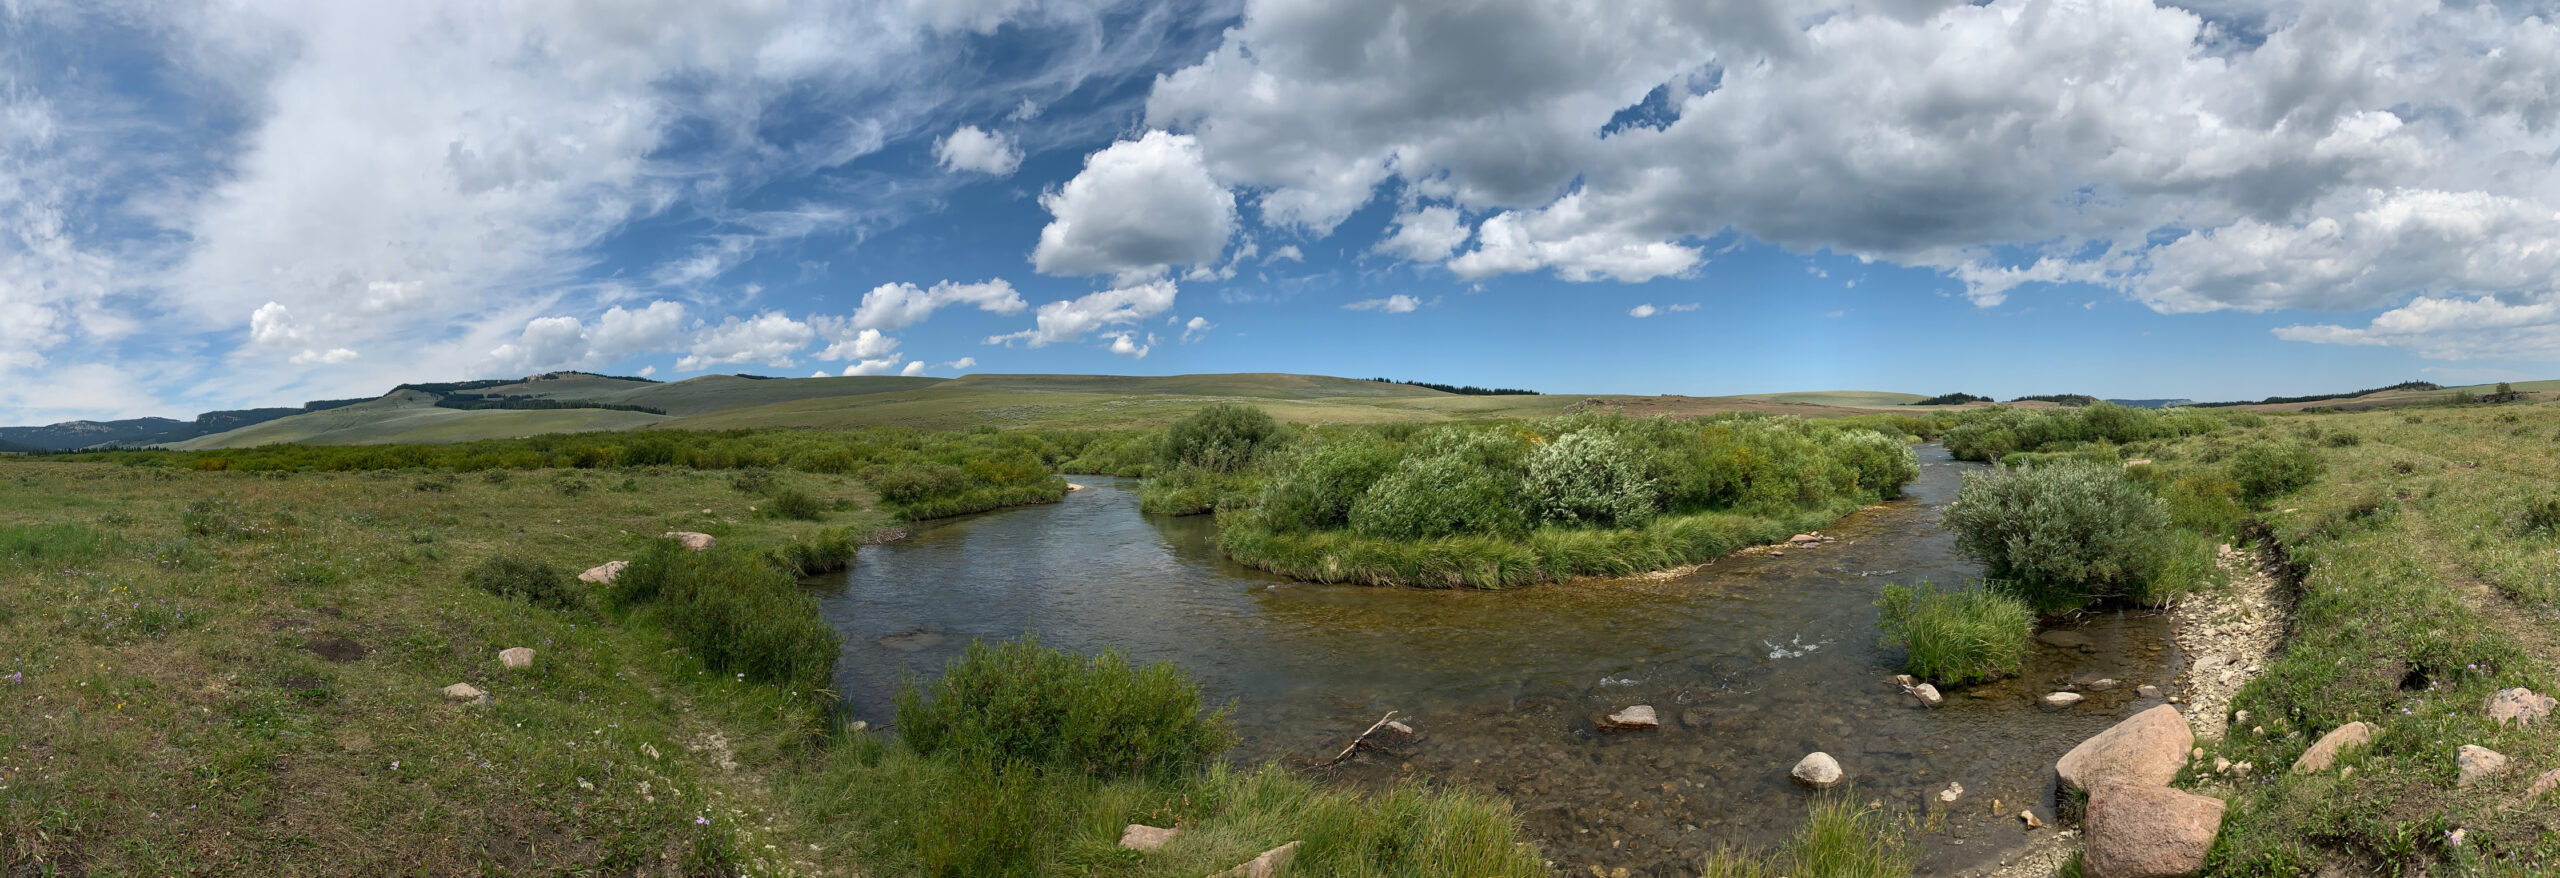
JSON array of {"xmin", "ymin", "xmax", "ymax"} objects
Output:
[{"xmin": 5, "ymin": 0, "xmax": 2560, "ymax": 422}]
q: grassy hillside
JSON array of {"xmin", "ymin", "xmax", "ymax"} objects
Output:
[
  {"xmin": 173, "ymin": 391, "xmax": 668, "ymax": 450},
  {"xmin": 163, "ymin": 372, "xmax": 1934, "ymax": 447},
  {"xmin": 1731, "ymin": 389, "xmax": 1931, "ymax": 408}
]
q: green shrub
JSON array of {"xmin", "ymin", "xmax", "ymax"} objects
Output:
[
  {"xmin": 1138, "ymin": 464, "xmax": 1256, "ymax": 516},
  {"xmin": 1351, "ymin": 432, "xmax": 1532, "ymax": 539},
  {"xmin": 763, "ymin": 487, "xmax": 826, "ymax": 521},
  {"xmin": 2162, "ymin": 469, "xmax": 2246, "ymax": 536},
  {"xmin": 1521, "ymin": 431, "xmax": 1657, "ymax": 528},
  {"xmin": 1164, "ymin": 403, "xmax": 1284, "ymax": 472},
  {"xmin": 463, "ymin": 554, "xmax": 587, "ymax": 612},
  {"xmin": 894, "ymin": 637, "xmax": 1232, "ymax": 780},
  {"xmin": 2516, "ymin": 497, "xmax": 2560, "ymax": 537},
  {"xmin": 861, "ymin": 462, "xmax": 968, "ymax": 506},
  {"xmin": 2231, "ymin": 441, "xmax": 2321, "ymax": 506},
  {"xmin": 1876, "ymin": 582, "xmax": 2032, "ymax": 684},
  {"xmin": 1258, "ymin": 432, "xmax": 1403, "ymax": 531},
  {"xmin": 765, "ymin": 526, "xmax": 861, "ymax": 577},
  {"xmin": 1943, "ymin": 461, "xmax": 2176, "ymax": 610},
  {"xmin": 612, "ymin": 543, "xmax": 837, "ymax": 693},
  {"xmin": 1825, "ymin": 429, "xmax": 1921, "ymax": 501}
]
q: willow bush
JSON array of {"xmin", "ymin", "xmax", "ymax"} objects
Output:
[{"xmin": 1212, "ymin": 412, "xmax": 1918, "ymax": 587}]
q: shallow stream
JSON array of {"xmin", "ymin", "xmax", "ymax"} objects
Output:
[{"xmin": 813, "ymin": 445, "xmax": 2182, "ymax": 875}]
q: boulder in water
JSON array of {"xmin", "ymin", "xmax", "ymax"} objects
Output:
[{"xmin": 1791, "ymin": 752, "xmax": 1843, "ymax": 788}]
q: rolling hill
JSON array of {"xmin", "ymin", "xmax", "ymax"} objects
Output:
[
  {"xmin": 70, "ymin": 370, "xmax": 2301, "ymax": 450},
  {"xmin": 169, "ymin": 391, "xmax": 670, "ymax": 449}
]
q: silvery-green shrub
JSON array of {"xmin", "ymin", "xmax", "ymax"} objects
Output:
[
  {"xmin": 1521, "ymin": 430, "xmax": 1658, "ymax": 528},
  {"xmin": 1943, "ymin": 459, "xmax": 2173, "ymax": 610},
  {"xmin": 1348, "ymin": 431, "xmax": 1530, "ymax": 539}
]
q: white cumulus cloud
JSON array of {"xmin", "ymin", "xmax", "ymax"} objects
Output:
[
  {"xmin": 849, "ymin": 278, "xmax": 1026, "ymax": 331},
  {"xmin": 1628, "ymin": 304, "xmax": 1657, "ymax": 318},
  {"xmin": 988, "ymin": 279, "xmax": 1181, "ymax": 347},
  {"xmin": 936, "ymin": 125, "xmax": 1024, "ymax": 175},
  {"xmin": 1032, "ymin": 132, "xmax": 1236, "ymax": 281},
  {"xmin": 1344, "ymin": 294, "xmax": 1424, "ymax": 313}
]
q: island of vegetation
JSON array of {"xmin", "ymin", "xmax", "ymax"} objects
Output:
[{"xmin": 1135, "ymin": 405, "xmax": 1921, "ymax": 587}]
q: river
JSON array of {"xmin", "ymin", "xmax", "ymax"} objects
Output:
[{"xmin": 812, "ymin": 445, "xmax": 2181, "ymax": 875}]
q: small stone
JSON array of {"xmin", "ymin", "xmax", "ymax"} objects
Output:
[
  {"xmin": 2037, "ymin": 630, "xmax": 2094, "ymax": 650},
  {"xmin": 663, "ymin": 531, "xmax": 716, "ymax": 551},
  {"xmin": 2293, "ymin": 722, "xmax": 2373, "ymax": 773},
  {"xmin": 1118, "ymin": 824, "xmax": 1178, "ymax": 851},
  {"xmin": 2522, "ymin": 768, "xmax": 2560, "ymax": 801},
  {"xmin": 2043, "ymin": 692, "xmax": 2085, "ymax": 709},
  {"xmin": 1788, "ymin": 533, "xmax": 1821, "ymax": 545},
  {"xmin": 1911, "ymin": 683, "xmax": 1944, "ymax": 707},
  {"xmin": 1600, "ymin": 705, "xmax": 1659, "ymax": 731},
  {"xmin": 2020, "ymin": 810, "xmax": 2043, "ymax": 829},
  {"xmin": 1212, "ymin": 840, "xmax": 1301, "ymax": 878},
  {"xmin": 2233, "ymin": 709, "xmax": 2250, "ymax": 725},
  {"xmin": 2087, "ymin": 678, "xmax": 2121, "ymax": 692},
  {"xmin": 2252, "ymin": 725, "xmax": 2266, "ymax": 737},
  {"xmin": 1384, "ymin": 720, "xmax": 1414, "ymax": 735},
  {"xmin": 2486, "ymin": 687, "xmax": 2555, "ymax": 727},
  {"xmin": 1892, "ymin": 674, "xmax": 1917, "ymax": 687},
  {"xmin": 2457, "ymin": 745, "xmax": 2510, "ymax": 788},
  {"xmin": 1939, "ymin": 782, "xmax": 1965, "ymax": 803},
  {"xmin": 442, "ymin": 682, "xmax": 485, "ymax": 701},
  {"xmin": 498, "ymin": 647, "xmax": 534, "ymax": 670},
  {"xmin": 2138, "ymin": 685, "xmax": 2163, "ymax": 699},
  {"xmin": 1791, "ymin": 752, "xmax": 1844, "ymax": 789},
  {"xmin": 578, "ymin": 560, "xmax": 629, "ymax": 584}
]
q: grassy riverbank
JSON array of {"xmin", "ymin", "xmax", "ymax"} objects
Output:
[
  {"xmin": 2155, "ymin": 405, "xmax": 2560, "ymax": 874},
  {"xmin": 0, "ymin": 456, "xmax": 1541, "ymax": 875}
]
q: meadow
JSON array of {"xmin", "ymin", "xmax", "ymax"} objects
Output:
[{"xmin": 0, "ymin": 450, "xmax": 1541, "ymax": 876}]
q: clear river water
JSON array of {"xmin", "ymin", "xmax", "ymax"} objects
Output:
[{"xmin": 812, "ymin": 445, "xmax": 2183, "ymax": 875}]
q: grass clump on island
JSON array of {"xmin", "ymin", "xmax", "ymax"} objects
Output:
[
  {"xmin": 1875, "ymin": 581, "xmax": 2034, "ymax": 685},
  {"xmin": 1141, "ymin": 407, "xmax": 1921, "ymax": 587}
]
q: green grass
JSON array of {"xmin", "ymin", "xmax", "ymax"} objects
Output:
[
  {"xmin": 2141, "ymin": 404, "xmax": 2560, "ymax": 874},
  {"xmin": 1875, "ymin": 581, "xmax": 2033, "ymax": 685},
  {"xmin": 894, "ymin": 637, "xmax": 1232, "ymax": 781},
  {"xmin": 0, "ymin": 446, "xmax": 1547, "ymax": 876},
  {"xmin": 0, "ymin": 460, "xmax": 879, "ymax": 873},
  {"xmin": 1699, "ymin": 795, "xmax": 1915, "ymax": 878}
]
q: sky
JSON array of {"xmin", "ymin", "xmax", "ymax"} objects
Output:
[{"xmin": 6, "ymin": 0, "xmax": 2560, "ymax": 423}]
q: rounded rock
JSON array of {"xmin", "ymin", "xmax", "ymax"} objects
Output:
[{"xmin": 1791, "ymin": 752, "xmax": 1844, "ymax": 789}]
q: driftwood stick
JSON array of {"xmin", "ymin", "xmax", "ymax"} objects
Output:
[{"xmin": 1321, "ymin": 711, "xmax": 1400, "ymax": 767}]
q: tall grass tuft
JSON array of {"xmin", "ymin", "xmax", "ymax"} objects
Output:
[
  {"xmin": 895, "ymin": 637, "xmax": 1232, "ymax": 781},
  {"xmin": 1876, "ymin": 581, "xmax": 2033, "ymax": 684},
  {"xmin": 612, "ymin": 542, "xmax": 838, "ymax": 694},
  {"xmin": 762, "ymin": 486, "xmax": 827, "ymax": 521},
  {"xmin": 463, "ymin": 554, "xmax": 587, "ymax": 612},
  {"xmin": 1701, "ymin": 795, "xmax": 1914, "ymax": 878}
]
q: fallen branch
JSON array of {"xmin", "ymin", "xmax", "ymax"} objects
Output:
[{"xmin": 1319, "ymin": 711, "xmax": 1401, "ymax": 767}]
